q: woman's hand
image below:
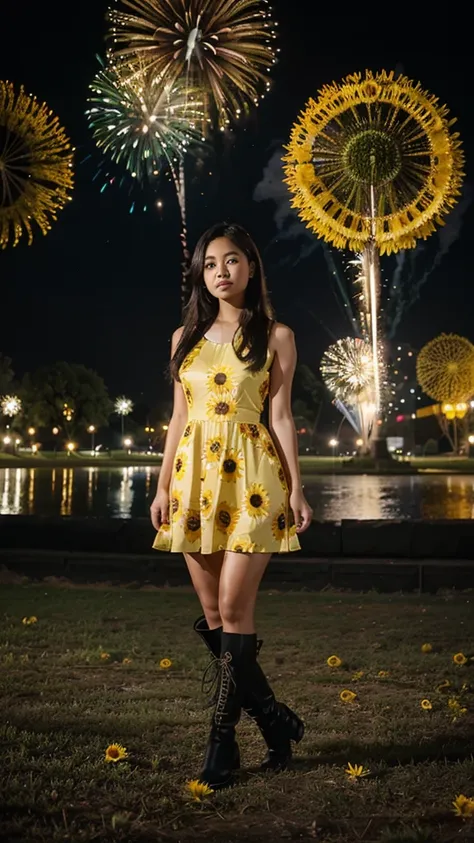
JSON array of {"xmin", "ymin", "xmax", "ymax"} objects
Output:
[
  {"xmin": 150, "ymin": 488, "xmax": 170, "ymax": 531},
  {"xmin": 289, "ymin": 488, "xmax": 313, "ymax": 534}
]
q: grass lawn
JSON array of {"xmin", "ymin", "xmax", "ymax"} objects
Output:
[{"xmin": 1, "ymin": 583, "xmax": 474, "ymax": 842}]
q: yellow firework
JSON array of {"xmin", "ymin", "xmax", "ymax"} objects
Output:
[
  {"xmin": 417, "ymin": 334, "xmax": 474, "ymax": 403},
  {"xmin": 0, "ymin": 81, "xmax": 74, "ymax": 249},
  {"xmin": 283, "ymin": 70, "xmax": 464, "ymax": 255},
  {"xmin": 107, "ymin": 0, "xmax": 277, "ymax": 129}
]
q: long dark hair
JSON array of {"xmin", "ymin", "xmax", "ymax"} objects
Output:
[{"xmin": 170, "ymin": 222, "xmax": 275, "ymax": 380}]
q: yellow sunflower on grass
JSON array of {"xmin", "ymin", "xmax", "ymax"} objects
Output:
[
  {"xmin": 215, "ymin": 501, "xmax": 239, "ymax": 535},
  {"xmin": 244, "ymin": 483, "xmax": 270, "ymax": 519},
  {"xmin": 160, "ymin": 658, "xmax": 172, "ymax": 669},
  {"xmin": 452, "ymin": 794, "xmax": 474, "ymax": 818},
  {"xmin": 220, "ymin": 449, "xmax": 244, "ymax": 483},
  {"xmin": 420, "ymin": 699, "xmax": 432, "ymax": 710},
  {"xmin": 327, "ymin": 655, "xmax": 342, "ymax": 668},
  {"xmin": 453, "ymin": 652, "xmax": 468, "ymax": 665},
  {"xmin": 207, "ymin": 365, "xmax": 236, "ymax": 395},
  {"xmin": 200, "ymin": 489, "xmax": 213, "ymax": 518},
  {"xmin": 206, "ymin": 395, "xmax": 237, "ymax": 421},
  {"xmin": 186, "ymin": 779, "xmax": 214, "ymax": 801},
  {"xmin": 105, "ymin": 743, "xmax": 128, "ymax": 763},
  {"xmin": 272, "ymin": 507, "xmax": 288, "ymax": 541},
  {"xmin": 170, "ymin": 489, "xmax": 183, "ymax": 522},
  {"xmin": 345, "ymin": 762, "xmax": 370, "ymax": 781},
  {"xmin": 205, "ymin": 436, "xmax": 224, "ymax": 462},
  {"xmin": 183, "ymin": 509, "xmax": 201, "ymax": 543},
  {"xmin": 340, "ymin": 690, "xmax": 357, "ymax": 703},
  {"xmin": 174, "ymin": 452, "xmax": 187, "ymax": 481}
]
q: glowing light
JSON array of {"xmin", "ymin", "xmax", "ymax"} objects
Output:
[
  {"xmin": 1, "ymin": 395, "xmax": 22, "ymax": 417},
  {"xmin": 3, "ymin": 436, "xmax": 11, "ymax": 445},
  {"xmin": 28, "ymin": 427, "xmax": 36, "ymax": 436},
  {"xmin": 66, "ymin": 442, "xmax": 76, "ymax": 452},
  {"xmin": 468, "ymin": 435, "xmax": 474, "ymax": 445},
  {"xmin": 115, "ymin": 397, "xmax": 134, "ymax": 416},
  {"xmin": 124, "ymin": 437, "xmax": 132, "ymax": 447},
  {"xmin": 0, "ymin": 81, "xmax": 74, "ymax": 249},
  {"xmin": 88, "ymin": 425, "xmax": 96, "ymax": 433}
]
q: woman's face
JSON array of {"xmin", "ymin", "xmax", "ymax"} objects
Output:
[{"xmin": 203, "ymin": 236, "xmax": 254, "ymax": 303}]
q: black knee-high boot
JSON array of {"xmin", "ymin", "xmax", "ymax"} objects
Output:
[
  {"xmin": 194, "ymin": 615, "xmax": 304, "ymax": 772},
  {"xmin": 199, "ymin": 630, "xmax": 257, "ymax": 790}
]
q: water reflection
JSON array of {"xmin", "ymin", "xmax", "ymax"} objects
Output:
[{"xmin": 0, "ymin": 467, "xmax": 474, "ymax": 520}]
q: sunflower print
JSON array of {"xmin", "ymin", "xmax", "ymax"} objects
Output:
[
  {"xmin": 181, "ymin": 376, "xmax": 193, "ymax": 408},
  {"xmin": 278, "ymin": 465, "xmax": 288, "ymax": 491},
  {"xmin": 272, "ymin": 507, "xmax": 287, "ymax": 541},
  {"xmin": 220, "ymin": 449, "xmax": 244, "ymax": 483},
  {"xmin": 244, "ymin": 483, "xmax": 270, "ymax": 519},
  {"xmin": 261, "ymin": 434, "xmax": 278, "ymax": 461},
  {"xmin": 215, "ymin": 501, "xmax": 239, "ymax": 535},
  {"xmin": 181, "ymin": 421, "xmax": 194, "ymax": 444},
  {"xmin": 259, "ymin": 375, "xmax": 270, "ymax": 405},
  {"xmin": 205, "ymin": 436, "xmax": 224, "ymax": 463},
  {"xmin": 174, "ymin": 452, "xmax": 187, "ymax": 481},
  {"xmin": 180, "ymin": 338, "xmax": 206, "ymax": 374},
  {"xmin": 207, "ymin": 365, "xmax": 236, "ymax": 395},
  {"xmin": 239, "ymin": 423, "xmax": 261, "ymax": 443},
  {"xmin": 200, "ymin": 489, "xmax": 213, "ymax": 518},
  {"xmin": 183, "ymin": 508, "xmax": 201, "ymax": 543},
  {"xmin": 206, "ymin": 395, "xmax": 237, "ymax": 421},
  {"xmin": 170, "ymin": 489, "xmax": 183, "ymax": 522},
  {"xmin": 230, "ymin": 535, "xmax": 258, "ymax": 553}
]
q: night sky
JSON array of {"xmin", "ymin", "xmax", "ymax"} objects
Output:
[{"xmin": 1, "ymin": 6, "xmax": 473, "ymax": 413}]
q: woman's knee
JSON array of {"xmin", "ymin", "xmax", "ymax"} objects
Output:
[{"xmin": 218, "ymin": 596, "xmax": 248, "ymax": 627}]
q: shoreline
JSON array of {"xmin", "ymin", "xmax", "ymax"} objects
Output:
[{"xmin": 1, "ymin": 454, "xmax": 474, "ymax": 474}]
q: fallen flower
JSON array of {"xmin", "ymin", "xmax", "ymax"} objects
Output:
[
  {"xmin": 340, "ymin": 690, "xmax": 357, "ymax": 703},
  {"xmin": 327, "ymin": 655, "xmax": 342, "ymax": 668},
  {"xmin": 345, "ymin": 762, "xmax": 370, "ymax": 781},
  {"xmin": 160, "ymin": 658, "xmax": 172, "ymax": 669},
  {"xmin": 420, "ymin": 699, "xmax": 432, "ymax": 710},
  {"xmin": 105, "ymin": 743, "xmax": 128, "ymax": 763},
  {"xmin": 452, "ymin": 793, "xmax": 474, "ymax": 819},
  {"xmin": 186, "ymin": 779, "xmax": 214, "ymax": 801}
]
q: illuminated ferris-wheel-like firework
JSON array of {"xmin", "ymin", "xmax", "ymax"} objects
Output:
[
  {"xmin": 417, "ymin": 334, "xmax": 474, "ymax": 404},
  {"xmin": 107, "ymin": 0, "xmax": 277, "ymax": 130},
  {"xmin": 0, "ymin": 81, "xmax": 74, "ymax": 249}
]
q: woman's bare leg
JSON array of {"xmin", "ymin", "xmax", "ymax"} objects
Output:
[
  {"xmin": 183, "ymin": 550, "xmax": 225, "ymax": 629},
  {"xmin": 218, "ymin": 551, "xmax": 272, "ymax": 633}
]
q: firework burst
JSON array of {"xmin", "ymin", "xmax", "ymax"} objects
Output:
[
  {"xmin": 0, "ymin": 81, "xmax": 74, "ymax": 249},
  {"xmin": 107, "ymin": 0, "xmax": 277, "ymax": 129},
  {"xmin": 321, "ymin": 338, "xmax": 377, "ymax": 403},
  {"xmin": 417, "ymin": 334, "xmax": 474, "ymax": 404},
  {"xmin": 86, "ymin": 60, "xmax": 204, "ymax": 182},
  {"xmin": 283, "ymin": 69, "xmax": 464, "ymax": 255},
  {"xmin": 1, "ymin": 395, "xmax": 22, "ymax": 417}
]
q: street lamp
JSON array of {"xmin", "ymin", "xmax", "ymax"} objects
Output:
[
  {"xmin": 145, "ymin": 426, "xmax": 155, "ymax": 450},
  {"xmin": 66, "ymin": 442, "xmax": 76, "ymax": 455},
  {"xmin": 329, "ymin": 438, "xmax": 339, "ymax": 461},
  {"xmin": 88, "ymin": 425, "xmax": 96, "ymax": 455},
  {"xmin": 124, "ymin": 437, "xmax": 132, "ymax": 454}
]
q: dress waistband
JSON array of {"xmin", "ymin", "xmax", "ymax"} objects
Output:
[{"xmin": 188, "ymin": 410, "xmax": 261, "ymax": 424}]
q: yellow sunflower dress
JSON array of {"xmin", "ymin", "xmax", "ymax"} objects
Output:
[{"xmin": 153, "ymin": 330, "xmax": 301, "ymax": 555}]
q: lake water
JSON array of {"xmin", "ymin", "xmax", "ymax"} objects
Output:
[{"xmin": 1, "ymin": 466, "xmax": 474, "ymax": 520}]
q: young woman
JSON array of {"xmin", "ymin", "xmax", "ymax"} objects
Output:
[{"xmin": 150, "ymin": 222, "xmax": 313, "ymax": 790}]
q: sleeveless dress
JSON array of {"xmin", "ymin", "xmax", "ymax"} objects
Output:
[{"xmin": 152, "ymin": 331, "xmax": 301, "ymax": 555}]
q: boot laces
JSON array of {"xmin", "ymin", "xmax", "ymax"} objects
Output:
[{"xmin": 201, "ymin": 651, "xmax": 236, "ymax": 725}]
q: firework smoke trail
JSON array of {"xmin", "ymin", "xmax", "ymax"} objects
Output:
[
  {"xmin": 253, "ymin": 148, "xmax": 358, "ymax": 332},
  {"xmin": 387, "ymin": 185, "xmax": 472, "ymax": 337}
]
